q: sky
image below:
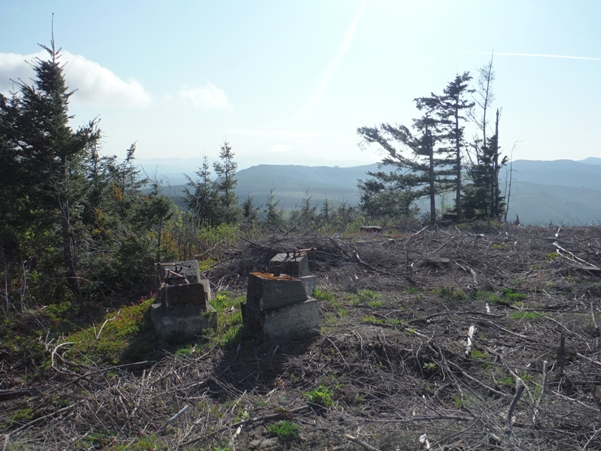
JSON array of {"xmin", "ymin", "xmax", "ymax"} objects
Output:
[{"xmin": 1, "ymin": 0, "xmax": 601, "ymax": 170}]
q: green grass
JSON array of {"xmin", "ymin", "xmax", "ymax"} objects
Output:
[
  {"xmin": 358, "ymin": 289, "xmax": 380, "ymax": 302},
  {"xmin": 362, "ymin": 315, "xmax": 383, "ymax": 324},
  {"xmin": 59, "ymin": 298, "xmax": 157, "ymax": 366},
  {"xmin": 475, "ymin": 290, "xmax": 503, "ymax": 304},
  {"xmin": 207, "ymin": 292, "xmax": 254, "ymax": 348},
  {"xmin": 315, "ymin": 289, "xmax": 350, "ymax": 319},
  {"xmin": 502, "ymin": 288, "xmax": 527, "ymax": 301},
  {"xmin": 267, "ymin": 420, "xmax": 299, "ymax": 440},
  {"xmin": 2, "ymin": 407, "xmax": 34, "ymax": 429},
  {"xmin": 386, "ymin": 318, "xmax": 407, "ymax": 327},
  {"xmin": 423, "ymin": 362, "xmax": 437, "ymax": 373},
  {"xmin": 346, "ymin": 289, "xmax": 382, "ymax": 306},
  {"xmin": 304, "ymin": 385, "xmax": 334, "ymax": 407},
  {"xmin": 497, "ymin": 375, "xmax": 515, "ymax": 387},
  {"xmin": 475, "ymin": 288, "xmax": 526, "ymax": 306},
  {"xmin": 38, "ymin": 291, "xmax": 252, "ymax": 369},
  {"xmin": 314, "ymin": 288, "xmax": 336, "ymax": 302},
  {"xmin": 470, "ymin": 348, "xmax": 489, "ymax": 360},
  {"xmin": 469, "ymin": 348, "xmax": 491, "ymax": 368},
  {"xmin": 453, "ymin": 395, "xmax": 463, "ymax": 409},
  {"xmin": 510, "ymin": 311, "xmax": 546, "ymax": 321}
]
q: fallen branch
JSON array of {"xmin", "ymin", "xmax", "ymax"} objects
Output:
[
  {"xmin": 93, "ymin": 312, "xmax": 119, "ymax": 341},
  {"xmin": 10, "ymin": 401, "xmax": 81, "ymax": 435},
  {"xmin": 0, "ymin": 388, "xmax": 39, "ymax": 401},
  {"xmin": 181, "ymin": 405, "xmax": 310, "ymax": 448},
  {"xmin": 51, "ymin": 342, "xmax": 74, "ymax": 368},
  {"xmin": 576, "ymin": 353, "xmax": 601, "ymax": 368},
  {"xmin": 158, "ymin": 404, "xmax": 189, "ymax": 433},
  {"xmin": 480, "ymin": 320, "xmax": 528, "ymax": 339},
  {"xmin": 345, "ymin": 434, "xmax": 381, "ymax": 451},
  {"xmin": 532, "ymin": 360, "xmax": 548, "ymax": 427},
  {"xmin": 553, "ymin": 241, "xmax": 600, "ymax": 271},
  {"xmin": 465, "ymin": 325, "xmax": 476, "ymax": 356},
  {"xmin": 578, "ymin": 363, "xmax": 601, "ymax": 414},
  {"xmin": 505, "ymin": 377, "xmax": 525, "ymax": 444}
]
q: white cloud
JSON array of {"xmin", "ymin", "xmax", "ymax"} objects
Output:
[
  {"xmin": 177, "ymin": 83, "xmax": 233, "ymax": 111},
  {"xmin": 0, "ymin": 52, "xmax": 36, "ymax": 93},
  {"xmin": 0, "ymin": 50, "xmax": 152, "ymax": 107}
]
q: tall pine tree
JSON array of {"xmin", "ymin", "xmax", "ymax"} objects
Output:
[
  {"xmin": 417, "ymin": 72, "xmax": 474, "ymax": 220},
  {"xmin": 358, "ymin": 110, "xmax": 454, "ymax": 223},
  {"xmin": 0, "ymin": 40, "xmax": 100, "ymax": 298},
  {"xmin": 213, "ymin": 141, "xmax": 241, "ymax": 225}
]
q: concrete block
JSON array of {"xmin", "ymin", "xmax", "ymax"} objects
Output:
[
  {"xmin": 160, "ymin": 260, "xmax": 202, "ymax": 284},
  {"xmin": 151, "ymin": 302, "xmax": 217, "ymax": 342},
  {"xmin": 161, "ymin": 281, "xmax": 210, "ymax": 310},
  {"xmin": 299, "ymin": 275, "xmax": 316, "ymax": 296},
  {"xmin": 269, "ymin": 253, "xmax": 309, "ymax": 278},
  {"xmin": 246, "ymin": 272, "xmax": 308, "ymax": 311},
  {"xmin": 262, "ymin": 298, "xmax": 320, "ymax": 341}
]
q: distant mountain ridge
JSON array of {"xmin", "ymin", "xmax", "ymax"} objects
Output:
[{"xmin": 140, "ymin": 157, "xmax": 601, "ymax": 225}]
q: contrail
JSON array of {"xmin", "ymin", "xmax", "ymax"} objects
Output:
[
  {"xmin": 305, "ymin": 0, "xmax": 367, "ymax": 111},
  {"xmin": 466, "ymin": 51, "xmax": 601, "ymax": 61}
]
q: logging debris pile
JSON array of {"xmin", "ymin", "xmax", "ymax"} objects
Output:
[{"xmin": 1, "ymin": 224, "xmax": 601, "ymax": 450}]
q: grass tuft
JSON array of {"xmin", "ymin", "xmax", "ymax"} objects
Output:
[{"xmin": 267, "ymin": 420, "xmax": 299, "ymax": 440}]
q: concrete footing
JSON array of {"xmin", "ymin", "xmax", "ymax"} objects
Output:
[
  {"xmin": 242, "ymin": 252, "xmax": 320, "ymax": 341},
  {"xmin": 151, "ymin": 302, "xmax": 217, "ymax": 343},
  {"xmin": 151, "ymin": 260, "xmax": 217, "ymax": 342}
]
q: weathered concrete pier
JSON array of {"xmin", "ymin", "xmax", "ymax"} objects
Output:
[
  {"xmin": 151, "ymin": 260, "xmax": 217, "ymax": 342},
  {"xmin": 241, "ymin": 252, "xmax": 320, "ymax": 341}
]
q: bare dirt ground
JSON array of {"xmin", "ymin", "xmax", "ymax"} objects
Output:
[{"xmin": 2, "ymin": 224, "xmax": 601, "ymax": 450}]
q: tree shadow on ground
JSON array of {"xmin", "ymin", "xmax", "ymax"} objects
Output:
[{"xmin": 210, "ymin": 328, "xmax": 319, "ymax": 396}]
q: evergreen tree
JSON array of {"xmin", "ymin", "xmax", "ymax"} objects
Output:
[
  {"xmin": 242, "ymin": 195, "xmax": 260, "ymax": 225},
  {"xmin": 139, "ymin": 181, "xmax": 174, "ymax": 263},
  {"xmin": 319, "ymin": 199, "xmax": 332, "ymax": 224},
  {"xmin": 0, "ymin": 40, "xmax": 100, "ymax": 298},
  {"xmin": 416, "ymin": 72, "xmax": 474, "ymax": 220},
  {"xmin": 184, "ymin": 156, "xmax": 220, "ymax": 227},
  {"xmin": 263, "ymin": 187, "xmax": 283, "ymax": 230},
  {"xmin": 213, "ymin": 141, "xmax": 240, "ymax": 225},
  {"xmin": 463, "ymin": 110, "xmax": 507, "ymax": 219},
  {"xmin": 289, "ymin": 191, "xmax": 317, "ymax": 228},
  {"xmin": 358, "ymin": 110, "xmax": 454, "ymax": 223},
  {"xmin": 79, "ymin": 144, "xmax": 161, "ymax": 295},
  {"xmin": 464, "ymin": 58, "xmax": 507, "ymax": 220},
  {"xmin": 185, "ymin": 142, "xmax": 241, "ymax": 227},
  {"xmin": 0, "ymin": 93, "xmax": 25, "ymax": 255}
]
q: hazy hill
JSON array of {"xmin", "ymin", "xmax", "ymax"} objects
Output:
[
  {"xmin": 510, "ymin": 159, "xmax": 601, "ymax": 191},
  {"xmin": 233, "ymin": 163, "xmax": 378, "ymax": 208},
  {"xmin": 578, "ymin": 157, "xmax": 601, "ymax": 165},
  {"xmin": 141, "ymin": 157, "xmax": 601, "ymax": 225},
  {"xmin": 153, "ymin": 163, "xmax": 379, "ymax": 210},
  {"xmin": 504, "ymin": 160, "xmax": 601, "ymax": 224}
]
